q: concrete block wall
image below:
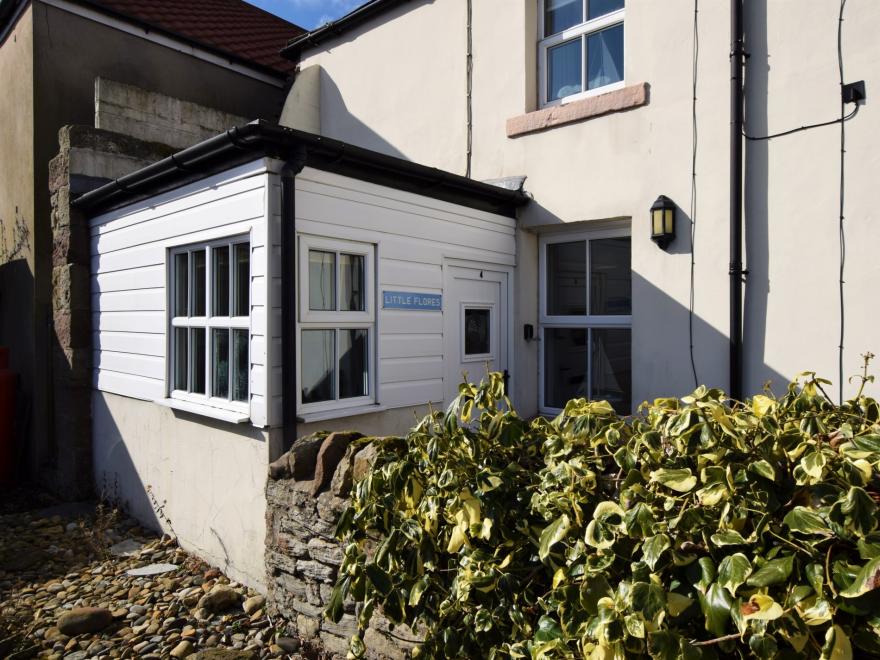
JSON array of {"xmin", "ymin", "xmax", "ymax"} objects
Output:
[
  {"xmin": 95, "ymin": 78, "xmax": 248, "ymax": 151},
  {"xmin": 47, "ymin": 125, "xmax": 173, "ymax": 499},
  {"xmin": 265, "ymin": 432, "xmax": 420, "ymax": 659}
]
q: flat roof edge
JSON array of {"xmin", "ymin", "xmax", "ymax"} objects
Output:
[{"xmin": 72, "ymin": 121, "xmax": 530, "ymax": 218}]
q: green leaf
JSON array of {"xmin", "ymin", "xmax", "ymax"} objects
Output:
[
  {"xmin": 801, "ymin": 451, "xmax": 827, "ymax": 481},
  {"xmin": 642, "ymin": 534, "xmax": 671, "ymax": 571},
  {"xmin": 650, "ymin": 468, "xmax": 698, "ymax": 493},
  {"xmin": 821, "ymin": 624, "xmax": 853, "ymax": 660},
  {"xmin": 752, "ymin": 395, "xmax": 776, "ymax": 417},
  {"xmin": 747, "ymin": 555, "xmax": 795, "ymax": 587},
  {"xmin": 711, "ymin": 529, "xmax": 747, "ymax": 546},
  {"xmin": 749, "ymin": 633, "xmax": 779, "ymax": 659},
  {"xmin": 585, "ymin": 502, "xmax": 626, "ymax": 549},
  {"xmin": 325, "ymin": 576, "xmax": 348, "ymax": 623},
  {"xmin": 538, "ymin": 513, "xmax": 570, "ymax": 560},
  {"xmin": 648, "ymin": 631, "xmax": 683, "ymax": 660},
  {"xmin": 718, "ymin": 553, "xmax": 752, "ymax": 596},
  {"xmin": 839, "ymin": 556, "xmax": 880, "ymax": 598},
  {"xmin": 534, "ymin": 615, "xmax": 563, "ymax": 643},
  {"xmin": 632, "ymin": 582, "xmax": 666, "ymax": 619},
  {"xmin": 699, "ymin": 583, "xmax": 734, "ymax": 636},
  {"xmin": 784, "ymin": 506, "xmax": 831, "ymax": 536},
  {"xmin": 474, "ymin": 608, "xmax": 493, "ymax": 633},
  {"xmin": 840, "ymin": 487, "xmax": 878, "ymax": 537},
  {"xmin": 365, "ymin": 563, "xmax": 393, "ymax": 596},
  {"xmin": 749, "ymin": 459, "xmax": 776, "ymax": 481},
  {"xmin": 666, "ymin": 592, "xmax": 694, "ymax": 617},
  {"xmin": 624, "ymin": 502, "xmax": 655, "ymax": 538},
  {"xmin": 409, "ymin": 576, "xmax": 429, "ymax": 607}
]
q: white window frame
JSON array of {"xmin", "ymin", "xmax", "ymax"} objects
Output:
[
  {"xmin": 538, "ymin": 227, "xmax": 631, "ymax": 415},
  {"xmin": 460, "ymin": 302, "xmax": 496, "ymax": 363},
  {"xmin": 538, "ymin": 1, "xmax": 625, "ymax": 108},
  {"xmin": 297, "ymin": 235, "xmax": 376, "ymax": 415},
  {"xmin": 167, "ymin": 236, "xmax": 251, "ymax": 415}
]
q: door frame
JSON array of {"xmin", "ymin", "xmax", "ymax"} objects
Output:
[{"xmin": 443, "ymin": 259, "xmax": 514, "ymax": 405}]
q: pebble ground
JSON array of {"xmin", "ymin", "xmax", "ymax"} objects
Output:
[{"xmin": 0, "ymin": 488, "xmax": 327, "ymax": 660}]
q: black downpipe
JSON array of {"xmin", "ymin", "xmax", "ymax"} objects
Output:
[
  {"xmin": 729, "ymin": 0, "xmax": 745, "ymax": 401},
  {"xmin": 281, "ymin": 153, "xmax": 306, "ymax": 453}
]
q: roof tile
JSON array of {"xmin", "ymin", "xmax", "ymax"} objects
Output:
[{"xmin": 88, "ymin": 0, "xmax": 303, "ymax": 75}]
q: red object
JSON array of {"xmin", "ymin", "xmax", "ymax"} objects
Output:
[
  {"xmin": 88, "ymin": 0, "xmax": 304, "ymax": 75},
  {"xmin": 0, "ymin": 347, "xmax": 16, "ymax": 487}
]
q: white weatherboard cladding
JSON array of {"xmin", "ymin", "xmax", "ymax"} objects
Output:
[
  {"xmin": 291, "ymin": 167, "xmax": 516, "ymax": 412},
  {"xmin": 90, "ymin": 159, "xmax": 278, "ymax": 428}
]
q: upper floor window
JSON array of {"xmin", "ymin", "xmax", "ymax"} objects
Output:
[{"xmin": 539, "ymin": 0, "xmax": 625, "ymax": 107}]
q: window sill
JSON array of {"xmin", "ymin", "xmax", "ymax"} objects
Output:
[
  {"xmin": 156, "ymin": 398, "xmax": 250, "ymax": 424},
  {"xmin": 507, "ymin": 82, "xmax": 649, "ymax": 138},
  {"xmin": 297, "ymin": 403, "xmax": 387, "ymax": 424}
]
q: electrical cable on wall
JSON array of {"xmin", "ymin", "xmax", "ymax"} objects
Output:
[
  {"xmin": 740, "ymin": 0, "xmax": 858, "ymax": 401},
  {"xmin": 688, "ymin": 0, "xmax": 699, "ymax": 389}
]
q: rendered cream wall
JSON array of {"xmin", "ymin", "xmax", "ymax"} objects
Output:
[
  {"xmin": 93, "ymin": 391, "xmax": 269, "ymax": 588},
  {"xmin": 90, "ymin": 161, "xmax": 280, "ymax": 588},
  {"xmin": 295, "ymin": 0, "xmax": 880, "ymax": 409}
]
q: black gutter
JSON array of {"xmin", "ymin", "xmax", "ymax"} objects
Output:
[
  {"xmin": 281, "ymin": 0, "xmax": 411, "ymax": 61},
  {"xmin": 0, "ymin": 0, "xmax": 26, "ymax": 41},
  {"xmin": 729, "ymin": 0, "xmax": 745, "ymax": 400},
  {"xmin": 72, "ymin": 120, "xmax": 529, "ymax": 217}
]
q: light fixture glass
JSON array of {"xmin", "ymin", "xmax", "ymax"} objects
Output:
[{"xmin": 650, "ymin": 195, "xmax": 676, "ymax": 249}]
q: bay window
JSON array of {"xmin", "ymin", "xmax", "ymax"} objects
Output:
[
  {"xmin": 540, "ymin": 230, "xmax": 631, "ymax": 414},
  {"xmin": 169, "ymin": 238, "xmax": 250, "ymax": 412},
  {"xmin": 298, "ymin": 236, "xmax": 375, "ymax": 414},
  {"xmin": 539, "ymin": 0, "xmax": 625, "ymax": 107}
]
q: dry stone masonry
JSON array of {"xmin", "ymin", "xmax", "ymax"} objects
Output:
[{"xmin": 265, "ymin": 432, "xmax": 418, "ymax": 659}]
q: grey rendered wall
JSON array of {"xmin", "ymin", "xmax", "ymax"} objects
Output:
[
  {"xmin": 25, "ymin": 1, "xmax": 289, "ymax": 491},
  {"xmin": 0, "ymin": 5, "xmax": 36, "ymax": 471}
]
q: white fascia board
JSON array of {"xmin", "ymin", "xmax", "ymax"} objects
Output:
[
  {"xmin": 89, "ymin": 159, "xmax": 272, "ymax": 228},
  {"xmin": 42, "ymin": 0, "xmax": 286, "ymax": 88}
]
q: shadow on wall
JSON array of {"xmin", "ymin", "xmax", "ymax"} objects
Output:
[
  {"xmin": 632, "ymin": 270, "xmax": 789, "ymax": 406},
  {"xmin": 320, "ymin": 71, "xmax": 407, "ymax": 160},
  {"xmin": 0, "ymin": 257, "xmax": 33, "ymax": 476},
  {"xmin": 91, "ymin": 394, "xmax": 270, "ymax": 577},
  {"xmin": 91, "ymin": 394, "xmax": 160, "ymax": 531}
]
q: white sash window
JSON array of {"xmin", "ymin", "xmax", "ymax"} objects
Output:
[{"xmin": 539, "ymin": 0, "xmax": 625, "ymax": 107}]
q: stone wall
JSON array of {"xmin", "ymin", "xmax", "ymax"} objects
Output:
[
  {"xmin": 265, "ymin": 432, "xmax": 419, "ymax": 659},
  {"xmin": 47, "ymin": 125, "xmax": 173, "ymax": 499}
]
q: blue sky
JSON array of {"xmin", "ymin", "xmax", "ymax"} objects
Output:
[{"xmin": 245, "ymin": 0, "xmax": 368, "ymax": 30}]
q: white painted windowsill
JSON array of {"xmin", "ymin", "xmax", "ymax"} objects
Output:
[
  {"xmin": 156, "ymin": 398, "xmax": 250, "ymax": 424},
  {"xmin": 297, "ymin": 404, "xmax": 387, "ymax": 424}
]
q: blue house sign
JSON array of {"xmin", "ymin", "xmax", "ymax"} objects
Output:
[{"xmin": 382, "ymin": 290, "xmax": 442, "ymax": 311}]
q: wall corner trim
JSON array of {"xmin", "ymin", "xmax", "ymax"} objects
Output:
[{"xmin": 506, "ymin": 82, "xmax": 649, "ymax": 138}]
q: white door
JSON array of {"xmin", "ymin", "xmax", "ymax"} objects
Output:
[{"xmin": 443, "ymin": 264, "xmax": 509, "ymax": 407}]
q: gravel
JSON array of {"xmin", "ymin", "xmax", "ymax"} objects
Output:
[{"xmin": 0, "ymin": 495, "xmax": 329, "ymax": 659}]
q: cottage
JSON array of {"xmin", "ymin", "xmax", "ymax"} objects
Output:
[
  {"xmin": 73, "ymin": 121, "xmax": 527, "ymax": 586},
  {"xmin": 57, "ymin": 0, "xmax": 880, "ymax": 594}
]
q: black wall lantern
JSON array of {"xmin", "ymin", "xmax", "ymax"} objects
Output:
[{"xmin": 650, "ymin": 195, "xmax": 676, "ymax": 249}]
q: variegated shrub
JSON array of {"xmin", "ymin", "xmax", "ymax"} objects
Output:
[{"xmin": 328, "ymin": 366, "xmax": 880, "ymax": 659}]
